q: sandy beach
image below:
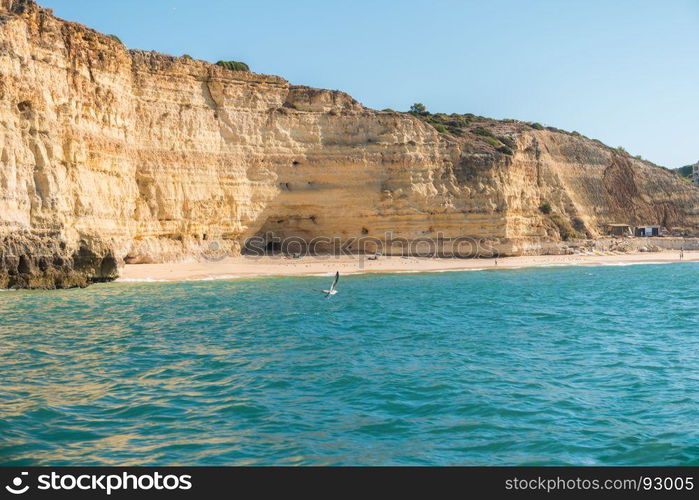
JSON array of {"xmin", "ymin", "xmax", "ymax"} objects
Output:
[{"xmin": 117, "ymin": 250, "xmax": 698, "ymax": 282}]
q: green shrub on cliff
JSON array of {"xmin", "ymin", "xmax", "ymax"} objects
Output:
[
  {"xmin": 471, "ymin": 126, "xmax": 494, "ymax": 137},
  {"xmin": 549, "ymin": 214, "xmax": 581, "ymax": 241},
  {"xmin": 483, "ymin": 136, "xmax": 500, "ymax": 147},
  {"xmin": 107, "ymin": 34, "xmax": 123, "ymax": 45},
  {"xmin": 216, "ymin": 60, "xmax": 250, "ymax": 72},
  {"xmin": 497, "ymin": 135, "xmax": 516, "ymax": 149},
  {"xmin": 539, "ymin": 201, "xmax": 552, "ymax": 215}
]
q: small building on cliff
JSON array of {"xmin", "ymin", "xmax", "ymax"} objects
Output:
[{"xmin": 636, "ymin": 226, "xmax": 661, "ymax": 237}]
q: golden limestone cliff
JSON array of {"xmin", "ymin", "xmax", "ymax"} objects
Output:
[{"xmin": 1, "ymin": 0, "xmax": 698, "ymax": 288}]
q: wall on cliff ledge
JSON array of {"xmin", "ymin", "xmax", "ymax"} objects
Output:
[{"xmin": 1, "ymin": 0, "xmax": 698, "ymax": 288}]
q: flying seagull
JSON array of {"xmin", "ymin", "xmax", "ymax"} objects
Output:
[{"xmin": 322, "ymin": 271, "xmax": 339, "ymax": 298}]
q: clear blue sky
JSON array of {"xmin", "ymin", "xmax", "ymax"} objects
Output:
[{"xmin": 41, "ymin": 0, "xmax": 698, "ymax": 168}]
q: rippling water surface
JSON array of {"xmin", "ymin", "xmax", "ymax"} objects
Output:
[{"xmin": 1, "ymin": 263, "xmax": 699, "ymax": 465}]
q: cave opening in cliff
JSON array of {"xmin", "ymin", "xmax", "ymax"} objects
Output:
[{"xmin": 266, "ymin": 241, "xmax": 281, "ymax": 252}]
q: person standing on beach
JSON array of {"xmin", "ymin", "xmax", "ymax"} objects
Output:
[{"xmin": 680, "ymin": 247, "xmax": 684, "ymax": 260}]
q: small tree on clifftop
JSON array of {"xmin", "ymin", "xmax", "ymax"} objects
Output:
[{"xmin": 409, "ymin": 102, "xmax": 428, "ymax": 115}]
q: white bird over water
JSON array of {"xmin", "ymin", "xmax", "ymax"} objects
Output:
[{"xmin": 322, "ymin": 271, "xmax": 339, "ymax": 298}]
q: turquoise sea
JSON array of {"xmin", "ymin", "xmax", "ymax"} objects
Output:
[{"xmin": 1, "ymin": 263, "xmax": 698, "ymax": 465}]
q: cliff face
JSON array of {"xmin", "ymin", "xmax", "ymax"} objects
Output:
[{"xmin": 1, "ymin": 0, "xmax": 698, "ymax": 288}]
